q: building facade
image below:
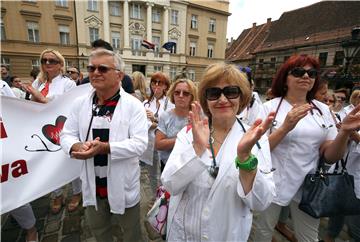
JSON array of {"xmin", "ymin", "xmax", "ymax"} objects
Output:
[{"xmin": 1, "ymin": 0, "xmax": 230, "ymax": 83}]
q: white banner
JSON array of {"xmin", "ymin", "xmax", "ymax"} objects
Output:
[{"xmin": 0, "ymin": 84, "xmax": 92, "ymax": 214}]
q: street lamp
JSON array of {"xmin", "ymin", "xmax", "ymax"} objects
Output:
[{"xmin": 341, "ymin": 26, "xmax": 360, "ymax": 79}]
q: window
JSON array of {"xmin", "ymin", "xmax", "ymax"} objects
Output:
[
  {"xmin": 0, "ymin": 19, "xmax": 5, "ymax": 40},
  {"xmin": 55, "ymin": 0, "xmax": 67, "ymax": 7},
  {"xmin": 89, "ymin": 27, "xmax": 99, "ymax": 43},
  {"xmin": 333, "ymin": 51, "xmax": 344, "ymax": 66},
  {"xmin": 191, "ymin": 15, "xmax": 198, "ymax": 29},
  {"xmin": 207, "ymin": 44, "xmax": 214, "ymax": 58},
  {"xmin": 154, "ymin": 65, "xmax": 162, "ymax": 72},
  {"xmin": 130, "ymin": 4, "xmax": 141, "ymax": 19},
  {"xmin": 283, "ymin": 56, "xmax": 290, "ymax": 62},
  {"xmin": 258, "ymin": 58, "xmax": 264, "ymax": 69},
  {"xmin": 152, "ymin": 9, "xmax": 160, "ymax": 23},
  {"xmin": 88, "ymin": 0, "xmax": 98, "ymax": 11},
  {"xmin": 31, "ymin": 59, "xmax": 40, "ymax": 69},
  {"xmin": 109, "ymin": 1, "xmax": 120, "ymax": 16},
  {"xmin": 270, "ymin": 57, "xmax": 276, "ymax": 68},
  {"xmin": 189, "ymin": 42, "xmax": 196, "ymax": 56},
  {"xmin": 170, "ymin": 67, "xmax": 177, "ymax": 81},
  {"xmin": 319, "ymin": 52, "xmax": 328, "ymax": 67},
  {"xmin": 209, "ymin": 18, "xmax": 216, "ymax": 32},
  {"xmin": 1, "ymin": 57, "xmax": 10, "ymax": 66},
  {"xmin": 131, "ymin": 36, "xmax": 142, "ymax": 50},
  {"xmin": 188, "ymin": 70, "xmax": 195, "ymax": 81},
  {"xmin": 152, "ymin": 36, "xmax": 160, "ymax": 52},
  {"xmin": 59, "ymin": 25, "xmax": 70, "ymax": 45},
  {"xmin": 171, "ymin": 10, "xmax": 178, "ymax": 25},
  {"xmin": 111, "ymin": 31, "xmax": 120, "ymax": 49},
  {"xmin": 27, "ymin": 22, "xmax": 39, "ymax": 43},
  {"xmin": 169, "ymin": 39, "xmax": 177, "ymax": 54}
]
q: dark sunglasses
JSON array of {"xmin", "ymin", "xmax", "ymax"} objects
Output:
[
  {"xmin": 289, "ymin": 67, "xmax": 318, "ymax": 79},
  {"xmin": 151, "ymin": 80, "xmax": 164, "ymax": 86},
  {"xmin": 87, "ymin": 65, "xmax": 119, "ymax": 73},
  {"xmin": 205, "ymin": 86, "xmax": 241, "ymax": 101},
  {"xmin": 174, "ymin": 90, "xmax": 191, "ymax": 97},
  {"xmin": 67, "ymin": 70, "xmax": 78, "ymax": 74},
  {"xmin": 41, "ymin": 58, "xmax": 60, "ymax": 65}
]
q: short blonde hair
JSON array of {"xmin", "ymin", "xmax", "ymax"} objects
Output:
[
  {"xmin": 167, "ymin": 79, "xmax": 198, "ymax": 108},
  {"xmin": 198, "ymin": 63, "xmax": 251, "ymax": 118},
  {"xmin": 350, "ymin": 90, "xmax": 360, "ymax": 106},
  {"xmin": 39, "ymin": 49, "xmax": 65, "ymax": 82},
  {"xmin": 132, "ymin": 71, "xmax": 147, "ymax": 99}
]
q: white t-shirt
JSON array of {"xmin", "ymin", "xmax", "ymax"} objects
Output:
[{"xmin": 262, "ymin": 97, "xmax": 338, "ymax": 205}]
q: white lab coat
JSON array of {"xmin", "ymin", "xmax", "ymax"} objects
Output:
[
  {"xmin": 60, "ymin": 88, "xmax": 148, "ymax": 214},
  {"xmin": 32, "ymin": 74, "xmax": 75, "ymax": 101},
  {"xmin": 161, "ymin": 120, "xmax": 275, "ymax": 241},
  {"xmin": 262, "ymin": 98, "xmax": 337, "ymax": 205},
  {"xmin": 0, "ymin": 80, "xmax": 16, "ymax": 97}
]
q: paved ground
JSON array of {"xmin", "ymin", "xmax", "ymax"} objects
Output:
[{"xmin": 1, "ymin": 168, "xmax": 351, "ymax": 242}]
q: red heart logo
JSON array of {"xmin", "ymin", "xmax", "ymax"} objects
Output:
[{"xmin": 42, "ymin": 116, "xmax": 67, "ymax": 145}]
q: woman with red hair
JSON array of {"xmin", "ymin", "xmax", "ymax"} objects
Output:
[{"xmin": 252, "ymin": 54, "xmax": 360, "ymax": 241}]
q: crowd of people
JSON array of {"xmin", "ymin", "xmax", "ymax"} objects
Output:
[{"xmin": 1, "ymin": 38, "xmax": 360, "ymax": 242}]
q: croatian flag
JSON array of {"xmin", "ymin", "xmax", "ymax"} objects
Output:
[
  {"xmin": 162, "ymin": 42, "xmax": 176, "ymax": 51},
  {"xmin": 141, "ymin": 40, "xmax": 155, "ymax": 50}
]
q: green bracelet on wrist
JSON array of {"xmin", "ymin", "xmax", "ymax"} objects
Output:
[{"xmin": 235, "ymin": 154, "xmax": 258, "ymax": 171}]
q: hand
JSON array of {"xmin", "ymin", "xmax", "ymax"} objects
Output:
[
  {"xmin": 22, "ymin": 83, "xmax": 47, "ymax": 103},
  {"xmin": 340, "ymin": 104, "xmax": 360, "ymax": 133},
  {"xmin": 189, "ymin": 101, "xmax": 209, "ymax": 156},
  {"xmin": 281, "ymin": 104, "xmax": 312, "ymax": 132},
  {"xmin": 146, "ymin": 109, "xmax": 155, "ymax": 122},
  {"xmin": 237, "ymin": 112, "xmax": 275, "ymax": 161},
  {"xmin": 71, "ymin": 137, "xmax": 109, "ymax": 159}
]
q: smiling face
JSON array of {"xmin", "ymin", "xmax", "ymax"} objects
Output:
[
  {"xmin": 206, "ymin": 79, "xmax": 240, "ymax": 122},
  {"xmin": 286, "ymin": 64, "xmax": 316, "ymax": 94}
]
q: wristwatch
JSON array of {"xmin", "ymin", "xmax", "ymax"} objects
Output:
[{"xmin": 235, "ymin": 154, "xmax": 258, "ymax": 171}]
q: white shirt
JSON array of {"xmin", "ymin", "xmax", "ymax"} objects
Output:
[
  {"xmin": 0, "ymin": 80, "xmax": 16, "ymax": 97},
  {"xmin": 238, "ymin": 92, "xmax": 266, "ymax": 126},
  {"xmin": 11, "ymin": 87, "xmax": 26, "ymax": 99},
  {"xmin": 262, "ymin": 98, "xmax": 337, "ymax": 205},
  {"xmin": 32, "ymin": 74, "xmax": 75, "ymax": 101},
  {"xmin": 161, "ymin": 119, "xmax": 275, "ymax": 241}
]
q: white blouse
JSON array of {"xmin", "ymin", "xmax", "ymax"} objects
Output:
[{"xmin": 262, "ymin": 97, "xmax": 338, "ymax": 205}]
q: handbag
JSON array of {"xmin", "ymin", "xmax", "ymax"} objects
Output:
[
  {"xmin": 299, "ymin": 153, "xmax": 360, "ymax": 218},
  {"xmin": 145, "ymin": 185, "xmax": 170, "ymax": 238}
]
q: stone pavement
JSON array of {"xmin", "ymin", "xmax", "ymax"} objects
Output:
[{"xmin": 1, "ymin": 167, "xmax": 351, "ymax": 242}]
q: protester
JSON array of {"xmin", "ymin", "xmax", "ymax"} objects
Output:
[
  {"xmin": 333, "ymin": 88, "xmax": 348, "ymax": 117},
  {"xmin": 26, "ymin": 68, "xmax": 40, "ymax": 100},
  {"xmin": 22, "ymin": 49, "xmax": 79, "ymax": 214},
  {"xmin": 252, "ymin": 54, "xmax": 360, "ymax": 241},
  {"xmin": 1, "ymin": 64, "xmax": 12, "ymax": 87},
  {"xmin": 66, "ymin": 66, "xmax": 81, "ymax": 85},
  {"xmin": 141, "ymin": 72, "xmax": 174, "ymax": 195},
  {"xmin": 155, "ymin": 78, "xmax": 197, "ymax": 172},
  {"xmin": 60, "ymin": 49, "xmax": 148, "ymax": 242},
  {"xmin": 132, "ymin": 71, "xmax": 148, "ymax": 102},
  {"xmin": 161, "ymin": 63, "xmax": 275, "ymax": 241},
  {"xmin": 314, "ymin": 78, "xmax": 328, "ymax": 103},
  {"xmin": 10, "ymin": 76, "xmax": 26, "ymax": 99}
]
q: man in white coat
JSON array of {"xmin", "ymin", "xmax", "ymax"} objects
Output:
[{"xmin": 60, "ymin": 49, "xmax": 148, "ymax": 242}]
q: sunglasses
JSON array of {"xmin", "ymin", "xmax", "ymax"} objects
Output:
[
  {"xmin": 174, "ymin": 90, "xmax": 191, "ymax": 97},
  {"xmin": 328, "ymin": 100, "xmax": 335, "ymax": 103},
  {"xmin": 289, "ymin": 67, "xmax": 318, "ymax": 79},
  {"xmin": 41, "ymin": 58, "xmax": 60, "ymax": 65},
  {"xmin": 151, "ymin": 80, "xmax": 164, "ymax": 86},
  {"xmin": 205, "ymin": 86, "xmax": 241, "ymax": 101},
  {"xmin": 87, "ymin": 65, "xmax": 119, "ymax": 73},
  {"xmin": 67, "ymin": 70, "xmax": 78, "ymax": 74}
]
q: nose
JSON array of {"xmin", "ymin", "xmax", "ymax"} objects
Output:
[{"xmin": 218, "ymin": 93, "xmax": 228, "ymax": 102}]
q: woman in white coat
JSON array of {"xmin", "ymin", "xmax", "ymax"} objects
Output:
[
  {"xmin": 252, "ymin": 54, "xmax": 360, "ymax": 241},
  {"xmin": 161, "ymin": 63, "xmax": 276, "ymax": 241}
]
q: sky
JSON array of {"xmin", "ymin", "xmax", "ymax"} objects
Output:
[{"xmin": 227, "ymin": 0, "xmax": 322, "ymax": 40}]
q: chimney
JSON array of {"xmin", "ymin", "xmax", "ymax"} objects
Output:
[
  {"xmin": 267, "ymin": 18, "xmax": 272, "ymax": 24},
  {"xmin": 231, "ymin": 37, "xmax": 234, "ymax": 42},
  {"xmin": 252, "ymin": 22, "xmax": 256, "ymax": 28}
]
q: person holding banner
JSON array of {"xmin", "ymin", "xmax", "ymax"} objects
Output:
[
  {"xmin": 22, "ymin": 49, "xmax": 80, "ymax": 214},
  {"xmin": 60, "ymin": 49, "xmax": 148, "ymax": 242}
]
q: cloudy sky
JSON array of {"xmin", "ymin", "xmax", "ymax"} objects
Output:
[{"xmin": 227, "ymin": 0, "xmax": 322, "ymax": 40}]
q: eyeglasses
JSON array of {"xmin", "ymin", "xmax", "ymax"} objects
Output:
[
  {"xmin": 41, "ymin": 58, "xmax": 60, "ymax": 65},
  {"xmin": 205, "ymin": 86, "xmax": 241, "ymax": 101},
  {"xmin": 174, "ymin": 90, "xmax": 191, "ymax": 97},
  {"xmin": 67, "ymin": 70, "xmax": 79, "ymax": 75},
  {"xmin": 87, "ymin": 65, "xmax": 119, "ymax": 73},
  {"xmin": 151, "ymin": 80, "xmax": 164, "ymax": 86},
  {"xmin": 289, "ymin": 67, "xmax": 318, "ymax": 79},
  {"xmin": 335, "ymin": 96, "xmax": 346, "ymax": 101}
]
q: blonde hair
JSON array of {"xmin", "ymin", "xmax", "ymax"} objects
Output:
[
  {"xmin": 167, "ymin": 79, "xmax": 198, "ymax": 109},
  {"xmin": 132, "ymin": 71, "xmax": 147, "ymax": 100},
  {"xmin": 198, "ymin": 62, "xmax": 251, "ymax": 118},
  {"xmin": 38, "ymin": 49, "xmax": 65, "ymax": 82},
  {"xmin": 350, "ymin": 90, "xmax": 360, "ymax": 106}
]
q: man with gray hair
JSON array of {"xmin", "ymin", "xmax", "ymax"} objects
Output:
[{"xmin": 60, "ymin": 49, "xmax": 148, "ymax": 242}]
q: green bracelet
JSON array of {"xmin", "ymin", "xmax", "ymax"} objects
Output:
[{"xmin": 235, "ymin": 154, "xmax": 258, "ymax": 171}]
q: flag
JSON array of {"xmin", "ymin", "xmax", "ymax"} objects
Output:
[
  {"xmin": 141, "ymin": 40, "xmax": 155, "ymax": 50},
  {"xmin": 162, "ymin": 42, "xmax": 176, "ymax": 51}
]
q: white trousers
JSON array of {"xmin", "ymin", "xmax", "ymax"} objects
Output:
[
  {"xmin": 10, "ymin": 203, "xmax": 36, "ymax": 229},
  {"xmin": 252, "ymin": 201, "xmax": 319, "ymax": 242}
]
